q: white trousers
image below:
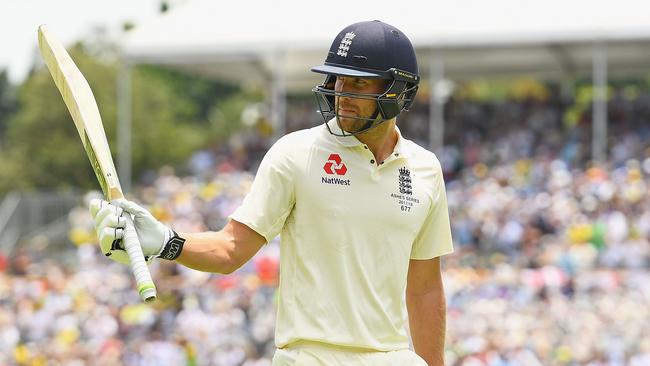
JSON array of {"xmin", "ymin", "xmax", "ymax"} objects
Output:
[{"xmin": 271, "ymin": 341, "xmax": 428, "ymax": 366}]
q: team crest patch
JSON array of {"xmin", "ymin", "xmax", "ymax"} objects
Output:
[
  {"xmin": 391, "ymin": 166, "xmax": 419, "ymax": 212},
  {"xmin": 337, "ymin": 32, "xmax": 356, "ymax": 57},
  {"xmin": 398, "ymin": 167, "xmax": 413, "ymax": 195}
]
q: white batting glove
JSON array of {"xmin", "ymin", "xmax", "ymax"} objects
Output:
[{"xmin": 89, "ymin": 199, "xmax": 184, "ymax": 264}]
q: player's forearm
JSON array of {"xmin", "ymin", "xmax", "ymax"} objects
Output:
[
  {"xmin": 407, "ymin": 287, "xmax": 447, "ymax": 366},
  {"xmin": 175, "ymin": 230, "xmax": 241, "ymax": 274}
]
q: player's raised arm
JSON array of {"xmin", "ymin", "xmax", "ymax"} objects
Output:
[
  {"xmin": 175, "ymin": 220, "xmax": 266, "ymax": 273},
  {"xmin": 90, "ymin": 198, "xmax": 265, "ymax": 274}
]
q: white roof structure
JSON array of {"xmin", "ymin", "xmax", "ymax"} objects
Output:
[
  {"xmin": 122, "ymin": 0, "xmax": 650, "ymax": 90},
  {"xmin": 114, "ymin": 0, "xmax": 650, "ymax": 186}
]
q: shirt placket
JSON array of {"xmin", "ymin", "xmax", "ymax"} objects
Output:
[{"xmin": 359, "ymin": 145, "xmax": 404, "ymax": 181}]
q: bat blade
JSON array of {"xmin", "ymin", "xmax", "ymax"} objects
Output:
[
  {"xmin": 38, "ymin": 24, "xmax": 156, "ymax": 303},
  {"xmin": 37, "ymin": 25, "xmax": 118, "ymax": 200}
]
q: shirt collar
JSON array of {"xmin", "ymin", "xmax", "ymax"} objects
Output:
[
  {"xmin": 326, "ymin": 118, "xmax": 365, "ymax": 147},
  {"xmin": 325, "ymin": 118, "xmax": 412, "ymax": 158},
  {"xmin": 393, "ymin": 125, "xmax": 408, "ymax": 158}
]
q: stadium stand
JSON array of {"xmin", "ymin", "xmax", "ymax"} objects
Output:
[{"xmin": 1, "ymin": 85, "xmax": 649, "ymax": 365}]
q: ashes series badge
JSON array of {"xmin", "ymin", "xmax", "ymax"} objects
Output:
[{"xmin": 391, "ymin": 166, "xmax": 419, "ymax": 212}]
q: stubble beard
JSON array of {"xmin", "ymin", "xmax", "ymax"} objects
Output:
[{"xmin": 336, "ymin": 99, "xmax": 368, "ymax": 133}]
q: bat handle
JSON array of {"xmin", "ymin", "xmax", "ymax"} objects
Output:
[{"xmin": 122, "ymin": 214, "xmax": 157, "ymax": 302}]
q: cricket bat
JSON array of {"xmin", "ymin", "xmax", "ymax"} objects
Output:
[{"xmin": 37, "ymin": 25, "xmax": 156, "ymax": 303}]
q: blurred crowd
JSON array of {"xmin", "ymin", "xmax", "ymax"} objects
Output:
[
  {"xmin": 443, "ymin": 158, "xmax": 650, "ymax": 365},
  {"xmin": 0, "ymin": 84, "xmax": 649, "ymax": 365}
]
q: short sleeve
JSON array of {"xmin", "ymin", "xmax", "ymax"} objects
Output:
[
  {"xmin": 229, "ymin": 136, "xmax": 295, "ymax": 243},
  {"xmin": 410, "ymin": 161, "xmax": 454, "ymax": 260}
]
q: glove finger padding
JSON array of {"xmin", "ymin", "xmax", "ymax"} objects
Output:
[
  {"xmin": 111, "ymin": 199, "xmax": 170, "ymax": 260},
  {"xmin": 97, "ymin": 212, "xmax": 126, "ymax": 233},
  {"xmin": 99, "ymin": 227, "xmax": 131, "ymax": 265},
  {"xmin": 89, "ymin": 198, "xmax": 102, "ymax": 217},
  {"xmin": 90, "ymin": 199, "xmax": 131, "ymax": 264},
  {"xmin": 112, "ymin": 198, "xmax": 152, "ymax": 217},
  {"xmin": 94, "ymin": 202, "xmax": 124, "ymax": 239},
  {"xmin": 90, "ymin": 198, "xmax": 123, "ymax": 218}
]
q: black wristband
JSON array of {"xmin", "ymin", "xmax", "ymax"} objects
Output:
[{"xmin": 158, "ymin": 230, "xmax": 186, "ymax": 261}]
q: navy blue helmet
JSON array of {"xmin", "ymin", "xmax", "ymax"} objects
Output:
[{"xmin": 312, "ymin": 20, "xmax": 420, "ymax": 136}]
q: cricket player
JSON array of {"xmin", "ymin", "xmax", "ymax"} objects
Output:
[{"xmin": 91, "ymin": 20, "xmax": 453, "ymax": 365}]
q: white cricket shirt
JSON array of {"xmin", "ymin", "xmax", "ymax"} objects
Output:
[{"xmin": 230, "ymin": 119, "xmax": 454, "ymax": 351}]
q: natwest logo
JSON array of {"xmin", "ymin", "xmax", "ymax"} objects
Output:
[{"xmin": 323, "ymin": 154, "xmax": 347, "ymax": 175}]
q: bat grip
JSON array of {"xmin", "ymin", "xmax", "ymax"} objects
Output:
[{"xmin": 122, "ymin": 214, "xmax": 157, "ymax": 302}]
